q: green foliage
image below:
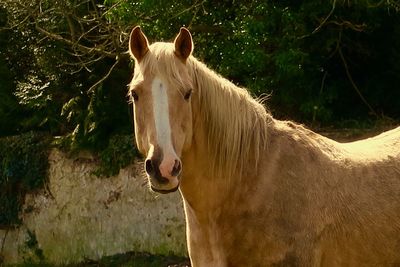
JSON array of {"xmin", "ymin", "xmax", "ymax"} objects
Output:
[
  {"xmin": 94, "ymin": 134, "xmax": 139, "ymax": 177},
  {"xmin": 104, "ymin": 0, "xmax": 400, "ymax": 124},
  {"xmin": 0, "ymin": 132, "xmax": 50, "ymax": 227},
  {"xmin": 22, "ymin": 229, "xmax": 45, "ymax": 263},
  {"xmin": 83, "ymin": 251, "xmax": 188, "ymax": 267},
  {"xmin": 0, "ymin": 56, "xmax": 20, "ymax": 135},
  {"xmin": 1, "ymin": 0, "xmax": 400, "ymax": 155},
  {"xmin": 7, "ymin": 251, "xmax": 188, "ymax": 266},
  {"xmin": 0, "ymin": 8, "xmax": 22, "ymax": 136}
]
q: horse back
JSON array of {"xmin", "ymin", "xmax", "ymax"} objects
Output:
[{"xmin": 339, "ymin": 126, "xmax": 400, "ymax": 161}]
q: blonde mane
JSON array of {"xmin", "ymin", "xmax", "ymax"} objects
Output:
[
  {"xmin": 187, "ymin": 56, "xmax": 271, "ymax": 179},
  {"xmin": 133, "ymin": 42, "xmax": 272, "ymax": 179}
]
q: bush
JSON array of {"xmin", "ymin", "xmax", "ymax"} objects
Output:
[
  {"xmin": 0, "ymin": 0, "xmax": 399, "ymax": 161},
  {"xmin": 0, "ymin": 132, "xmax": 50, "ymax": 227},
  {"xmin": 94, "ymin": 133, "xmax": 140, "ymax": 177}
]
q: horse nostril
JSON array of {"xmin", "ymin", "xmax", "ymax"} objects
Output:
[
  {"xmin": 145, "ymin": 159, "xmax": 154, "ymax": 175},
  {"xmin": 171, "ymin": 160, "xmax": 182, "ymax": 177}
]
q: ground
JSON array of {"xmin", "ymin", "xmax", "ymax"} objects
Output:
[{"xmin": 7, "ymin": 252, "xmax": 190, "ymax": 267}]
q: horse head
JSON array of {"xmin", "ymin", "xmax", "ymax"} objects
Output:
[{"xmin": 128, "ymin": 26, "xmax": 194, "ymax": 194}]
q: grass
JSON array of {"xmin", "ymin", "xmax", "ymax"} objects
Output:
[{"xmin": 5, "ymin": 252, "xmax": 190, "ymax": 267}]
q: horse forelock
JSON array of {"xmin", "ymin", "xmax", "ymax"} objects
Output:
[{"xmin": 130, "ymin": 42, "xmax": 192, "ymax": 94}]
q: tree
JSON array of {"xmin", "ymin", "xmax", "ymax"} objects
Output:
[
  {"xmin": 0, "ymin": 0, "xmax": 133, "ymax": 147},
  {"xmin": 1, "ymin": 0, "xmax": 399, "ymax": 144}
]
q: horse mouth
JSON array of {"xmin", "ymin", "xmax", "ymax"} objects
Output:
[{"xmin": 150, "ymin": 185, "xmax": 179, "ymax": 194}]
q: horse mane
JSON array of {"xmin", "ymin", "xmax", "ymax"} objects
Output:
[
  {"xmin": 134, "ymin": 42, "xmax": 272, "ymax": 179},
  {"xmin": 187, "ymin": 56, "xmax": 271, "ymax": 179}
]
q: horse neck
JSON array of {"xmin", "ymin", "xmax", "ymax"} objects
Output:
[{"xmin": 180, "ymin": 58, "xmax": 271, "ymax": 210}]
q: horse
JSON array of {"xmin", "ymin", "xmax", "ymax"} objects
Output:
[{"xmin": 127, "ymin": 26, "xmax": 400, "ymax": 267}]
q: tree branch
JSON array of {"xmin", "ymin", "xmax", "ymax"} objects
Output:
[
  {"xmin": 35, "ymin": 24, "xmax": 119, "ymax": 59},
  {"xmin": 88, "ymin": 59, "xmax": 120, "ymax": 93},
  {"xmin": 338, "ymin": 45, "xmax": 378, "ymax": 117},
  {"xmin": 326, "ymin": 20, "xmax": 366, "ymax": 32},
  {"xmin": 312, "ymin": 0, "xmax": 337, "ymax": 34}
]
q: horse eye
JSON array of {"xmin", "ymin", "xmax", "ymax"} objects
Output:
[
  {"xmin": 131, "ymin": 91, "xmax": 139, "ymax": 101},
  {"xmin": 184, "ymin": 89, "xmax": 192, "ymax": 101}
]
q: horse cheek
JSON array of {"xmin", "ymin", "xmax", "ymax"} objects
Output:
[{"xmin": 181, "ymin": 108, "xmax": 193, "ymax": 152}]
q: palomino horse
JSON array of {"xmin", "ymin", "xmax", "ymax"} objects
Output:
[{"xmin": 128, "ymin": 26, "xmax": 400, "ymax": 266}]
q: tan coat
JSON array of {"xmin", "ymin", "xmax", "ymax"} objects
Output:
[{"xmin": 128, "ymin": 26, "xmax": 400, "ymax": 267}]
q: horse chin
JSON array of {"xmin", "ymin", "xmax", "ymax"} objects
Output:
[
  {"xmin": 150, "ymin": 184, "xmax": 179, "ymax": 194},
  {"xmin": 148, "ymin": 174, "xmax": 181, "ymax": 194}
]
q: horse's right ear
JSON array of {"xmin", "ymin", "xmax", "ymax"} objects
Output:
[{"xmin": 129, "ymin": 26, "xmax": 149, "ymax": 62}]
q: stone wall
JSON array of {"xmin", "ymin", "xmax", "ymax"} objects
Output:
[{"xmin": 0, "ymin": 149, "xmax": 187, "ymax": 265}]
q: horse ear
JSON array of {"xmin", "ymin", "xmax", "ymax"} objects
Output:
[
  {"xmin": 129, "ymin": 26, "xmax": 149, "ymax": 62},
  {"xmin": 174, "ymin": 27, "xmax": 193, "ymax": 61}
]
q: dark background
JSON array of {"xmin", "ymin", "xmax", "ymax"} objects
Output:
[{"xmin": 1, "ymin": 0, "xmax": 399, "ymax": 149}]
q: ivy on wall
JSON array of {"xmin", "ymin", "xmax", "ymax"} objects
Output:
[
  {"xmin": 94, "ymin": 134, "xmax": 139, "ymax": 177},
  {"xmin": 0, "ymin": 131, "xmax": 139, "ymax": 228},
  {"xmin": 0, "ymin": 132, "xmax": 50, "ymax": 227}
]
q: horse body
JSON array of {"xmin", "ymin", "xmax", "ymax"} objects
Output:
[
  {"xmin": 128, "ymin": 26, "xmax": 400, "ymax": 266},
  {"xmin": 182, "ymin": 119, "xmax": 400, "ymax": 266}
]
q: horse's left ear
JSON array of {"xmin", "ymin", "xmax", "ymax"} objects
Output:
[{"xmin": 174, "ymin": 27, "xmax": 193, "ymax": 61}]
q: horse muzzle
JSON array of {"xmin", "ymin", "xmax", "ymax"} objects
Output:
[{"xmin": 144, "ymin": 155, "xmax": 182, "ymax": 194}]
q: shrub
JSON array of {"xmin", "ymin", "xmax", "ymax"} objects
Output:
[{"xmin": 0, "ymin": 132, "xmax": 50, "ymax": 227}]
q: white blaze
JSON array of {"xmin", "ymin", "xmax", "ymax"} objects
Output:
[
  {"xmin": 152, "ymin": 77, "xmax": 171, "ymax": 148},
  {"xmin": 151, "ymin": 77, "xmax": 178, "ymax": 179}
]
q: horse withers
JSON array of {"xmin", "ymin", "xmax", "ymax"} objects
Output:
[{"xmin": 128, "ymin": 26, "xmax": 400, "ymax": 267}]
